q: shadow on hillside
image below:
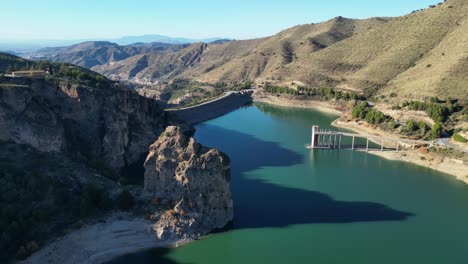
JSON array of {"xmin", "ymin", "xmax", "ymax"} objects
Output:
[{"xmin": 195, "ymin": 124, "xmax": 412, "ymax": 229}]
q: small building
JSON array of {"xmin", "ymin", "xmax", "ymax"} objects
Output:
[{"xmin": 11, "ymin": 70, "xmax": 48, "ymax": 78}]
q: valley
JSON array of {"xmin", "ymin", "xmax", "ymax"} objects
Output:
[{"xmin": 0, "ymin": 0, "xmax": 467, "ymax": 263}]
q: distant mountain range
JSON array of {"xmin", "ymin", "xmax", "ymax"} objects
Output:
[
  {"xmin": 29, "ymin": 41, "xmax": 191, "ymax": 69},
  {"xmin": 0, "ymin": 35, "xmax": 229, "ymax": 52},
  {"xmin": 113, "ymin": 35, "xmax": 229, "ymax": 45}
]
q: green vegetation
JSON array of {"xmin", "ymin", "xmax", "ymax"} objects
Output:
[
  {"xmin": 400, "ymin": 120, "xmax": 432, "ymax": 139},
  {"xmin": 0, "ymin": 142, "xmax": 114, "ymax": 262},
  {"xmin": 0, "ymin": 52, "xmax": 112, "ymax": 89},
  {"xmin": 264, "ymin": 84, "xmax": 298, "ymax": 95},
  {"xmin": 351, "ymin": 102, "xmax": 393, "ymax": 125},
  {"xmin": 396, "ymin": 99, "xmax": 460, "ymax": 122},
  {"xmin": 431, "ymin": 122, "xmax": 443, "ymax": 139},
  {"xmin": 56, "ymin": 64, "xmax": 111, "ymax": 89},
  {"xmin": 352, "ymin": 102, "xmax": 444, "ymax": 140},
  {"xmin": 0, "ymin": 53, "xmax": 31, "ymax": 73},
  {"xmin": 391, "ymin": 97, "xmax": 465, "ymax": 139},
  {"xmin": 298, "ymin": 86, "xmax": 363, "ymax": 101},
  {"xmin": 264, "ymin": 85, "xmax": 365, "ymax": 102},
  {"xmin": 282, "ymin": 41, "xmax": 294, "ymax": 64},
  {"xmin": 452, "ymin": 133, "xmax": 467, "ymax": 143}
]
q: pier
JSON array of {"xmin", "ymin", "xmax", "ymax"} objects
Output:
[{"xmin": 309, "ymin": 125, "xmax": 434, "ymax": 151}]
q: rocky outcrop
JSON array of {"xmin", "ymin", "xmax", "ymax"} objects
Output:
[
  {"xmin": 0, "ymin": 78, "xmax": 168, "ymax": 170},
  {"xmin": 143, "ymin": 125, "xmax": 233, "ymax": 239}
]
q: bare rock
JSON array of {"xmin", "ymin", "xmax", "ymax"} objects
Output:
[
  {"xmin": 144, "ymin": 125, "xmax": 233, "ymax": 235},
  {"xmin": 0, "ymin": 79, "xmax": 168, "ymax": 170}
]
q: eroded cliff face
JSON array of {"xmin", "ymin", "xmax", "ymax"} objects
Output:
[
  {"xmin": 0, "ymin": 78, "xmax": 168, "ymax": 170},
  {"xmin": 143, "ymin": 125, "xmax": 233, "ymax": 239},
  {"xmin": 1, "ymin": 71, "xmax": 234, "ymax": 261}
]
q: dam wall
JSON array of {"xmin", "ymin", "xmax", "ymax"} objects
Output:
[{"xmin": 166, "ymin": 90, "xmax": 253, "ymax": 124}]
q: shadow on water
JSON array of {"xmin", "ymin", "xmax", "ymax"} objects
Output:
[
  {"xmin": 108, "ymin": 248, "xmax": 193, "ymax": 264},
  {"xmin": 195, "ymin": 124, "xmax": 413, "ymax": 229},
  {"xmin": 107, "ymin": 123, "xmax": 413, "ymax": 264}
]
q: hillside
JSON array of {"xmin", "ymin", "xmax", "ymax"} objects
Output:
[
  {"xmin": 273, "ymin": 0, "xmax": 468, "ymax": 99},
  {"xmin": 26, "ymin": 0, "xmax": 467, "ymax": 101},
  {"xmin": 31, "ymin": 41, "xmax": 189, "ymax": 68},
  {"xmin": 93, "ymin": 42, "xmax": 209, "ymax": 82},
  {"xmin": 193, "ymin": 0, "xmax": 467, "ymax": 99},
  {"xmin": 91, "ymin": 16, "xmax": 390, "ymax": 84}
]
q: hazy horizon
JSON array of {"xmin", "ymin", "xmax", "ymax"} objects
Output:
[{"xmin": 1, "ymin": 0, "xmax": 441, "ymax": 43}]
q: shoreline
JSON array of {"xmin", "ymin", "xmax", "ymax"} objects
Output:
[
  {"xmin": 21, "ymin": 92, "xmax": 467, "ymax": 264},
  {"xmin": 20, "ymin": 213, "xmax": 191, "ymax": 264},
  {"xmin": 332, "ymin": 119, "xmax": 468, "ymax": 184},
  {"xmin": 252, "ymin": 93, "xmax": 343, "ymax": 116},
  {"xmin": 254, "ymin": 93, "xmax": 467, "ymax": 183}
]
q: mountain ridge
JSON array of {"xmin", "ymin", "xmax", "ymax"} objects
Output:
[{"xmin": 21, "ymin": 0, "xmax": 468, "ymax": 100}]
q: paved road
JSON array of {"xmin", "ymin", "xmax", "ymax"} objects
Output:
[{"xmin": 435, "ymin": 138, "xmax": 468, "ymax": 153}]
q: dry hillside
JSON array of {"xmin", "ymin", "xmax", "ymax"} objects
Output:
[
  {"xmin": 196, "ymin": 0, "xmax": 468, "ymax": 100},
  {"xmin": 34, "ymin": 0, "xmax": 468, "ymax": 100}
]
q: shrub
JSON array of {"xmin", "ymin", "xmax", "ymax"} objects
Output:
[
  {"xmin": 352, "ymin": 102, "xmax": 393, "ymax": 125},
  {"xmin": 452, "ymin": 133, "xmax": 467, "ymax": 143},
  {"xmin": 431, "ymin": 122, "xmax": 443, "ymax": 139},
  {"xmin": 406, "ymin": 120, "xmax": 417, "ymax": 131},
  {"xmin": 264, "ymin": 84, "xmax": 298, "ymax": 95},
  {"xmin": 418, "ymin": 121, "xmax": 429, "ymax": 133},
  {"xmin": 405, "ymin": 100, "xmax": 455, "ymax": 122},
  {"xmin": 282, "ymin": 41, "xmax": 294, "ymax": 64}
]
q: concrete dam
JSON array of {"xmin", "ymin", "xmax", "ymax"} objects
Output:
[{"xmin": 166, "ymin": 90, "xmax": 253, "ymax": 124}]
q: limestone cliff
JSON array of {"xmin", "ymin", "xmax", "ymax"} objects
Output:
[
  {"xmin": 0, "ymin": 77, "xmax": 168, "ymax": 171},
  {"xmin": 143, "ymin": 126, "xmax": 233, "ymax": 239}
]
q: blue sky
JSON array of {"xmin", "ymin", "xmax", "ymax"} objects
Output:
[{"xmin": 1, "ymin": 0, "xmax": 441, "ymax": 40}]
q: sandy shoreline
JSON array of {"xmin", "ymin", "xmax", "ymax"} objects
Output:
[
  {"xmin": 252, "ymin": 93, "xmax": 343, "ymax": 116},
  {"xmin": 20, "ymin": 213, "xmax": 190, "ymax": 264},
  {"xmin": 254, "ymin": 94, "xmax": 467, "ymax": 183},
  {"xmin": 333, "ymin": 119, "xmax": 468, "ymax": 183}
]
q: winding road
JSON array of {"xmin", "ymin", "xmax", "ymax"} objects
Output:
[{"xmin": 435, "ymin": 138, "xmax": 468, "ymax": 154}]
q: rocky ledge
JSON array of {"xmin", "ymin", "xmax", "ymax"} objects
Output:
[{"xmin": 143, "ymin": 125, "xmax": 233, "ymax": 240}]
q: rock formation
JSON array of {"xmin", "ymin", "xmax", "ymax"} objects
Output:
[
  {"xmin": 0, "ymin": 78, "xmax": 168, "ymax": 170},
  {"xmin": 143, "ymin": 125, "xmax": 233, "ymax": 239}
]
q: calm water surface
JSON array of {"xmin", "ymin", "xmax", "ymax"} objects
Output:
[{"xmin": 110, "ymin": 103, "xmax": 468, "ymax": 264}]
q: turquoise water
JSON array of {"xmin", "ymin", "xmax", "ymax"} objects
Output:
[{"xmin": 110, "ymin": 103, "xmax": 468, "ymax": 264}]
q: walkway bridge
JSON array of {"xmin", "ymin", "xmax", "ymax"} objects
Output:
[{"xmin": 309, "ymin": 125, "xmax": 434, "ymax": 152}]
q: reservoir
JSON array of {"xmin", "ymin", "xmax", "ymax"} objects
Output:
[{"xmin": 110, "ymin": 103, "xmax": 468, "ymax": 264}]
